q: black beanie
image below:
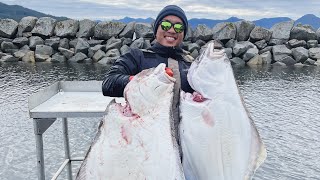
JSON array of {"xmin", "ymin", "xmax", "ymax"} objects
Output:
[{"xmin": 153, "ymin": 5, "xmax": 188, "ymax": 38}]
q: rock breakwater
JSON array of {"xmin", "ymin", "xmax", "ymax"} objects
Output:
[{"xmin": 1, "ymin": 16, "xmax": 320, "ymax": 66}]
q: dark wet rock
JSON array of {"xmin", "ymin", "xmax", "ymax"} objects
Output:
[
  {"xmin": 233, "ymin": 41, "xmax": 256, "ymax": 56},
  {"xmin": 230, "ymin": 57, "xmax": 245, "ymax": 66},
  {"xmin": 290, "ymin": 25, "xmax": 317, "ymax": 42},
  {"xmin": 68, "ymin": 52, "xmax": 87, "ymax": 63},
  {"xmin": 51, "ymin": 53, "xmax": 66, "ymax": 63}
]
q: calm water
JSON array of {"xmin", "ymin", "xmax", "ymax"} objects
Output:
[{"xmin": 0, "ymin": 62, "xmax": 319, "ymax": 180}]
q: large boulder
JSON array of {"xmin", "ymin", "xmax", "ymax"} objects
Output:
[
  {"xmin": 12, "ymin": 37, "xmax": 29, "ymax": 48},
  {"xmin": 29, "ymin": 36, "xmax": 44, "ymax": 50},
  {"xmin": 316, "ymin": 28, "xmax": 320, "ymax": 42},
  {"xmin": 272, "ymin": 45, "xmax": 292, "ymax": 61},
  {"xmin": 212, "ymin": 22, "xmax": 236, "ymax": 41},
  {"xmin": 105, "ymin": 37, "xmax": 122, "ymax": 51},
  {"xmin": 55, "ymin": 19, "xmax": 79, "ymax": 37},
  {"xmin": 247, "ymin": 55, "xmax": 264, "ymax": 65},
  {"xmin": 58, "ymin": 47, "xmax": 74, "ymax": 59},
  {"xmin": 243, "ymin": 47, "xmax": 259, "ymax": 62},
  {"xmin": 35, "ymin": 45, "xmax": 53, "ymax": 56},
  {"xmin": 184, "ymin": 26, "xmax": 193, "ymax": 41},
  {"xmin": 288, "ymin": 39, "xmax": 307, "ymax": 48},
  {"xmin": 130, "ymin": 37, "xmax": 144, "ymax": 49},
  {"xmin": 290, "ymin": 24, "xmax": 317, "ymax": 41},
  {"xmin": 51, "ymin": 53, "xmax": 66, "ymax": 63},
  {"xmin": 31, "ymin": 17, "xmax": 57, "ymax": 37},
  {"xmin": 270, "ymin": 20, "xmax": 294, "ymax": 40},
  {"xmin": 0, "ymin": 55, "xmax": 19, "ymax": 62},
  {"xmin": 45, "ymin": 37, "xmax": 60, "ymax": 50},
  {"xmin": 234, "ymin": 20, "xmax": 255, "ymax": 41},
  {"xmin": 17, "ymin": 16, "xmax": 38, "ymax": 37},
  {"xmin": 0, "ymin": 19, "xmax": 18, "ymax": 38},
  {"xmin": 292, "ymin": 47, "xmax": 309, "ymax": 63},
  {"xmin": 309, "ymin": 47, "xmax": 320, "ymax": 60},
  {"xmin": 75, "ymin": 38, "xmax": 90, "ymax": 54},
  {"xmin": 68, "ymin": 52, "xmax": 87, "ymax": 63},
  {"xmin": 94, "ymin": 21, "xmax": 126, "ymax": 40},
  {"xmin": 119, "ymin": 22, "xmax": 135, "ymax": 38},
  {"xmin": 134, "ymin": 23, "xmax": 153, "ymax": 39},
  {"xmin": 233, "ymin": 41, "xmax": 256, "ymax": 56},
  {"xmin": 1, "ymin": 41, "xmax": 18, "ymax": 53},
  {"xmin": 77, "ymin": 19, "xmax": 96, "ymax": 38},
  {"xmin": 193, "ymin": 24, "xmax": 213, "ymax": 42},
  {"xmin": 250, "ymin": 26, "xmax": 272, "ymax": 42}
]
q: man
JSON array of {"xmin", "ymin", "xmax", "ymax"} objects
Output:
[{"xmin": 102, "ymin": 4, "xmax": 193, "ymax": 97}]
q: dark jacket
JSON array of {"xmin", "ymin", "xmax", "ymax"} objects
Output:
[{"xmin": 102, "ymin": 42, "xmax": 194, "ymax": 97}]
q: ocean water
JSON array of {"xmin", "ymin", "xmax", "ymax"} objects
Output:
[{"xmin": 0, "ymin": 62, "xmax": 319, "ymax": 179}]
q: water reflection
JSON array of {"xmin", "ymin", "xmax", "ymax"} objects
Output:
[{"xmin": 0, "ymin": 62, "xmax": 319, "ymax": 179}]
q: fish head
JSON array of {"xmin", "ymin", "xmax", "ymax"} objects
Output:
[{"xmin": 124, "ymin": 63, "xmax": 175, "ymax": 115}]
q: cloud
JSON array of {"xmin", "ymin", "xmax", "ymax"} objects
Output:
[{"xmin": 2, "ymin": 0, "xmax": 320, "ymax": 21}]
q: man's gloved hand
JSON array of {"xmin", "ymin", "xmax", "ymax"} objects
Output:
[{"xmin": 165, "ymin": 67, "xmax": 173, "ymax": 77}]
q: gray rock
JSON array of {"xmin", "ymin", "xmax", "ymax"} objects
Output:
[
  {"xmin": 288, "ymin": 39, "xmax": 307, "ymax": 48},
  {"xmin": 309, "ymin": 47, "xmax": 320, "ymax": 59},
  {"xmin": 22, "ymin": 51, "xmax": 35, "ymax": 63},
  {"xmin": 20, "ymin": 45, "xmax": 30, "ymax": 50},
  {"xmin": 0, "ymin": 19, "xmax": 18, "ymax": 38},
  {"xmin": 307, "ymin": 40, "xmax": 318, "ymax": 48},
  {"xmin": 234, "ymin": 20, "xmax": 255, "ymax": 41},
  {"xmin": 29, "ymin": 36, "xmax": 44, "ymax": 50},
  {"xmin": 120, "ymin": 45, "xmax": 131, "ymax": 55},
  {"xmin": 254, "ymin": 39, "xmax": 267, "ymax": 49},
  {"xmin": 184, "ymin": 26, "xmax": 193, "ymax": 41},
  {"xmin": 35, "ymin": 45, "xmax": 53, "ymax": 56},
  {"xmin": 106, "ymin": 49, "xmax": 120, "ymax": 57},
  {"xmin": 270, "ymin": 20, "xmax": 294, "ymax": 40},
  {"xmin": 59, "ymin": 38, "xmax": 70, "ymax": 49},
  {"xmin": 290, "ymin": 25, "xmax": 317, "ymax": 41},
  {"xmin": 212, "ymin": 40, "xmax": 224, "ymax": 49},
  {"xmin": 247, "ymin": 55, "xmax": 263, "ymax": 65},
  {"xmin": 75, "ymin": 38, "xmax": 90, "ymax": 54},
  {"xmin": 272, "ymin": 45, "xmax": 292, "ymax": 61},
  {"xmin": 88, "ymin": 45, "xmax": 104, "ymax": 58},
  {"xmin": 292, "ymin": 47, "xmax": 309, "ymax": 63},
  {"xmin": 225, "ymin": 48, "xmax": 233, "ymax": 59},
  {"xmin": 212, "ymin": 22, "xmax": 236, "ymax": 41},
  {"xmin": 98, "ymin": 56, "xmax": 118, "ymax": 65},
  {"xmin": 68, "ymin": 52, "xmax": 87, "ymax": 63},
  {"xmin": 83, "ymin": 58, "xmax": 93, "ymax": 63},
  {"xmin": 304, "ymin": 58, "xmax": 316, "ymax": 65},
  {"xmin": 58, "ymin": 47, "xmax": 74, "ymax": 59},
  {"xmin": 22, "ymin": 32, "xmax": 33, "ymax": 38},
  {"xmin": 0, "ymin": 55, "xmax": 19, "ymax": 62},
  {"xmin": 193, "ymin": 24, "xmax": 213, "ymax": 42},
  {"xmin": 17, "ymin": 16, "xmax": 38, "ymax": 37},
  {"xmin": 243, "ymin": 48, "xmax": 259, "ymax": 62},
  {"xmin": 260, "ymin": 51, "xmax": 272, "ymax": 64},
  {"xmin": 77, "ymin": 19, "xmax": 96, "ymax": 38},
  {"xmin": 92, "ymin": 50, "xmax": 106, "ymax": 62},
  {"xmin": 190, "ymin": 49, "xmax": 199, "ymax": 59},
  {"xmin": 87, "ymin": 39, "xmax": 104, "ymax": 47},
  {"xmin": 233, "ymin": 41, "xmax": 256, "ymax": 56},
  {"xmin": 195, "ymin": 39, "xmax": 206, "ymax": 47},
  {"xmin": 122, "ymin": 38, "xmax": 132, "ymax": 46},
  {"xmin": 249, "ymin": 26, "xmax": 272, "ymax": 42},
  {"xmin": 134, "ymin": 23, "xmax": 153, "ymax": 39},
  {"xmin": 106, "ymin": 37, "xmax": 122, "ymax": 51},
  {"xmin": 13, "ymin": 49, "xmax": 30, "ymax": 60},
  {"xmin": 187, "ymin": 43, "xmax": 200, "ymax": 53},
  {"xmin": 55, "ymin": 19, "xmax": 79, "ymax": 37},
  {"xmin": 51, "ymin": 53, "xmax": 66, "ymax": 63},
  {"xmin": 35, "ymin": 54, "xmax": 50, "ymax": 62},
  {"xmin": 1, "ymin": 41, "xmax": 18, "ymax": 53},
  {"xmin": 12, "ymin": 37, "xmax": 29, "ymax": 48},
  {"xmin": 119, "ymin": 22, "xmax": 135, "ymax": 38},
  {"xmin": 130, "ymin": 37, "xmax": 144, "ymax": 49},
  {"xmin": 278, "ymin": 55, "xmax": 296, "ymax": 65},
  {"xmin": 268, "ymin": 39, "xmax": 287, "ymax": 46},
  {"xmin": 273, "ymin": 61, "xmax": 287, "ymax": 66},
  {"xmin": 45, "ymin": 37, "xmax": 60, "ymax": 50},
  {"xmin": 69, "ymin": 39, "xmax": 78, "ymax": 48},
  {"xmin": 94, "ymin": 21, "xmax": 126, "ymax": 40},
  {"xmin": 143, "ymin": 39, "xmax": 152, "ymax": 49},
  {"xmin": 225, "ymin": 39, "xmax": 237, "ymax": 48},
  {"xmin": 230, "ymin": 57, "xmax": 245, "ymax": 66},
  {"xmin": 0, "ymin": 52, "xmax": 8, "ymax": 59},
  {"xmin": 0, "ymin": 37, "xmax": 13, "ymax": 44},
  {"xmin": 316, "ymin": 28, "xmax": 320, "ymax": 42},
  {"xmin": 31, "ymin": 17, "xmax": 57, "ymax": 37}
]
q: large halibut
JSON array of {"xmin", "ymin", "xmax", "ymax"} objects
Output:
[
  {"xmin": 76, "ymin": 64, "xmax": 185, "ymax": 180},
  {"xmin": 180, "ymin": 42, "xmax": 267, "ymax": 180}
]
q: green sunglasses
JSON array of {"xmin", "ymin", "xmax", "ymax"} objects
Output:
[{"xmin": 160, "ymin": 20, "xmax": 184, "ymax": 33}]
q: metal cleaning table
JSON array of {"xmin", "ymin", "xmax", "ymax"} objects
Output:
[{"xmin": 28, "ymin": 81, "xmax": 115, "ymax": 180}]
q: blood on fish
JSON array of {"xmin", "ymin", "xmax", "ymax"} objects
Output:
[
  {"xmin": 121, "ymin": 126, "xmax": 131, "ymax": 144},
  {"xmin": 192, "ymin": 92, "xmax": 206, "ymax": 102},
  {"xmin": 201, "ymin": 108, "xmax": 214, "ymax": 126}
]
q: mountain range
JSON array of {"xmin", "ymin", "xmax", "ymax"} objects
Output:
[{"xmin": 0, "ymin": 2, "xmax": 320, "ymax": 30}]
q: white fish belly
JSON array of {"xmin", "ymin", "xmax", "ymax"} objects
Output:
[
  {"xmin": 180, "ymin": 43, "xmax": 267, "ymax": 180},
  {"xmin": 76, "ymin": 64, "xmax": 185, "ymax": 180}
]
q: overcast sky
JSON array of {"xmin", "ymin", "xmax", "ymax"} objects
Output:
[{"xmin": 2, "ymin": 0, "xmax": 320, "ymax": 21}]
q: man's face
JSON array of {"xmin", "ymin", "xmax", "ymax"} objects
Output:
[{"xmin": 155, "ymin": 15, "xmax": 184, "ymax": 47}]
